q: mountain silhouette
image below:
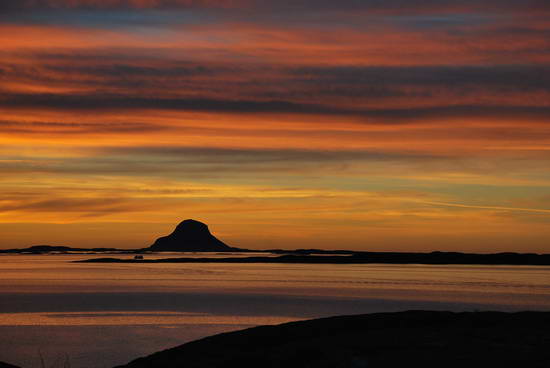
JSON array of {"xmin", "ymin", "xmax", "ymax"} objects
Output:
[{"xmin": 148, "ymin": 219, "xmax": 232, "ymax": 252}]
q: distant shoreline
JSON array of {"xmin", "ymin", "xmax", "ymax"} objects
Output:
[
  {"xmin": 76, "ymin": 251, "xmax": 550, "ymax": 266},
  {"xmin": 3, "ymin": 245, "xmax": 550, "ymax": 266}
]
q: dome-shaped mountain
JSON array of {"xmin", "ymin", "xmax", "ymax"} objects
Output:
[{"xmin": 148, "ymin": 219, "xmax": 232, "ymax": 252}]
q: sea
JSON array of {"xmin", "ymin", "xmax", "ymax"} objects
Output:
[{"xmin": 1, "ymin": 253, "xmax": 550, "ymax": 368}]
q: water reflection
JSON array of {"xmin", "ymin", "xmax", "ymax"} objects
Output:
[{"xmin": 1, "ymin": 254, "xmax": 549, "ymax": 367}]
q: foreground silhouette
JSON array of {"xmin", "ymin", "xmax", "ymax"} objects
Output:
[
  {"xmin": 115, "ymin": 311, "xmax": 550, "ymax": 368},
  {"xmin": 0, "ymin": 361, "xmax": 19, "ymax": 368}
]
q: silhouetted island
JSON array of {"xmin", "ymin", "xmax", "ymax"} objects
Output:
[
  {"xmin": 148, "ymin": 219, "xmax": 235, "ymax": 252},
  {"xmin": 0, "ymin": 219, "xmax": 237, "ymax": 254},
  {"xmin": 4, "ymin": 219, "xmax": 550, "ymax": 265},
  {"xmin": 115, "ymin": 311, "xmax": 550, "ymax": 368}
]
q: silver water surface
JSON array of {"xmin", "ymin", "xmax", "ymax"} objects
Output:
[{"xmin": 1, "ymin": 254, "xmax": 549, "ymax": 367}]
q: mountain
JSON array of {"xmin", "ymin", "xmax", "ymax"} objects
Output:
[{"xmin": 148, "ymin": 219, "xmax": 233, "ymax": 252}]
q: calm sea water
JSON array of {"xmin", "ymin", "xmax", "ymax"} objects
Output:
[{"xmin": 1, "ymin": 254, "xmax": 550, "ymax": 368}]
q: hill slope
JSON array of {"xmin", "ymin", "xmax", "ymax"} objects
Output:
[
  {"xmin": 148, "ymin": 219, "xmax": 232, "ymax": 252},
  {"xmin": 115, "ymin": 310, "xmax": 550, "ymax": 368}
]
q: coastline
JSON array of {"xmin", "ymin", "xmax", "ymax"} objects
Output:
[
  {"xmin": 115, "ymin": 310, "xmax": 550, "ymax": 368},
  {"xmin": 76, "ymin": 251, "xmax": 550, "ymax": 266}
]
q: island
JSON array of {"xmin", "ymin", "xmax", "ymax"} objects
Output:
[
  {"xmin": 148, "ymin": 219, "xmax": 239, "ymax": 252},
  {"xmin": 4, "ymin": 219, "xmax": 550, "ymax": 266},
  {"xmin": 78, "ymin": 251, "xmax": 550, "ymax": 266},
  {"xmin": 0, "ymin": 219, "xmax": 242, "ymax": 254}
]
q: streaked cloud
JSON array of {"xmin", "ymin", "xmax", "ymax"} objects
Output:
[{"xmin": 1, "ymin": 0, "xmax": 549, "ymax": 251}]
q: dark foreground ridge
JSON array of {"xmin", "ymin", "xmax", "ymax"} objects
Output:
[
  {"xmin": 79, "ymin": 251, "xmax": 550, "ymax": 265},
  {"xmin": 148, "ymin": 219, "xmax": 234, "ymax": 252},
  {"xmin": 115, "ymin": 311, "xmax": 550, "ymax": 368},
  {"xmin": 0, "ymin": 361, "xmax": 20, "ymax": 368}
]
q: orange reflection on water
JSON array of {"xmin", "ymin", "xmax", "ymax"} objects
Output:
[{"xmin": 0, "ymin": 311, "xmax": 296, "ymax": 327}]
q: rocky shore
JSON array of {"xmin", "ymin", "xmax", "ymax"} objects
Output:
[{"xmin": 115, "ymin": 310, "xmax": 550, "ymax": 368}]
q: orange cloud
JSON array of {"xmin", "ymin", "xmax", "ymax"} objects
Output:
[{"xmin": 1, "ymin": 2, "xmax": 550, "ymax": 252}]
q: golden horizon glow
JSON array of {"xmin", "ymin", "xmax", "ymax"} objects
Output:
[{"xmin": 1, "ymin": 1, "xmax": 550, "ymax": 252}]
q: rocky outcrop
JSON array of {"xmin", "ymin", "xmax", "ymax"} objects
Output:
[
  {"xmin": 148, "ymin": 219, "xmax": 232, "ymax": 252},
  {"xmin": 115, "ymin": 311, "xmax": 550, "ymax": 368},
  {"xmin": 0, "ymin": 361, "xmax": 21, "ymax": 368}
]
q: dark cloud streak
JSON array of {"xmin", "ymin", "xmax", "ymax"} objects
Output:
[
  {"xmin": 292, "ymin": 65, "xmax": 550, "ymax": 93},
  {"xmin": 0, "ymin": 197, "xmax": 147, "ymax": 216},
  {"xmin": 1, "ymin": 0, "xmax": 548, "ymax": 13},
  {"xmin": 3, "ymin": 58, "xmax": 550, "ymax": 106},
  {"xmin": 0, "ymin": 146, "xmax": 449, "ymax": 180},
  {"xmin": 0, "ymin": 120, "xmax": 166, "ymax": 134},
  {"xmin": 2, "ymin": 91, "xmax": 550, "ymax": 123},
  {"xmin": 0, "ymin": 92, "xmax": 348, "ymax": 115}
]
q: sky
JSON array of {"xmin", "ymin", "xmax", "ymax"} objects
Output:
[{"xmin": 1, "ymin": 0, "xmax": 550, "ymax": 252}]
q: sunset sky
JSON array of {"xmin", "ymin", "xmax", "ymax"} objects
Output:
[{"xmin": 1, "ymin": 0, "xmax": 550, "ymax": 252}]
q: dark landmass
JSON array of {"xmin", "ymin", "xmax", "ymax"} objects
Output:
[
  {"xmin": 148, "ymin": 219, "xmax": 238, "ymax": 252},
  {"xmin": 0, "ymin": 361, "xmax": 20, "ymax": 368},
  {"xmin": 267, "ymin": 248, "xmax": 359, "ymax": 255},
  {"xmin": 115, "ymin": 310, "xmax": 550, "ymax": 368},
  {"xmin": 4, "ymin": 220, "xmax": 550, "ymax": 266},
  {"xmin": 79, "ymin": 251, "xmax": 550, "ymax": 266},
  {"xmin": 1, "ymin": 219, "xmax": 244, "ymax": 254},
  {"xmin": 0, "ymin": 245, "xmax": 129, "ymax": 254}
]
